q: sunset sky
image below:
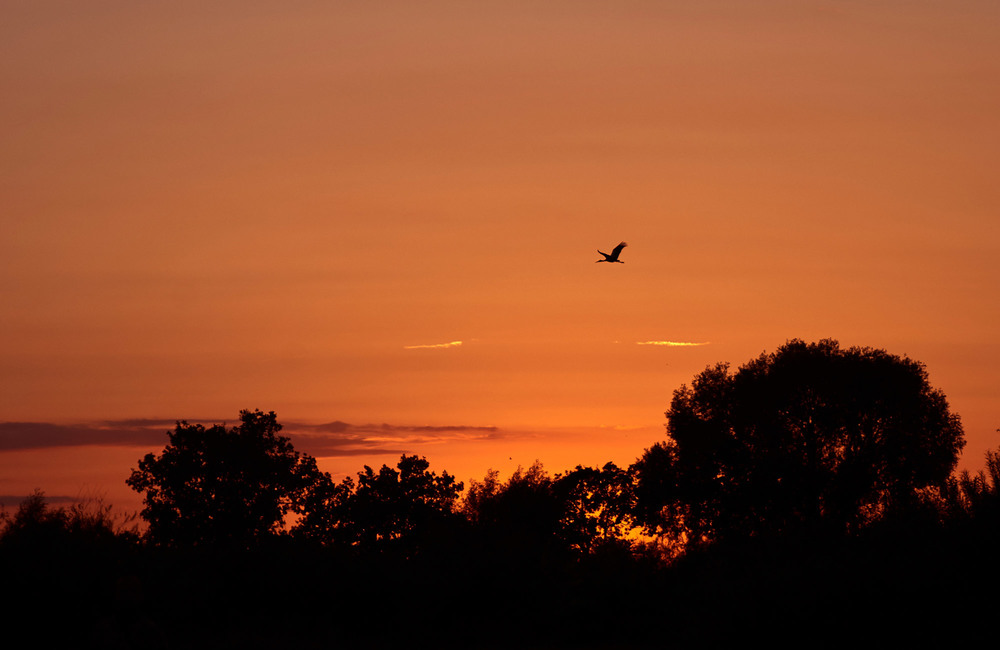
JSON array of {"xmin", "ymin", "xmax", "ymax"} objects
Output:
[{"xmin": 3, "ymin": 1, "xmax": 999, "ymax": 512}]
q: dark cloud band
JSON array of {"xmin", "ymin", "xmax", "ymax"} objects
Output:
[{"xmin": 0, "ymin": 419, "xmax": 504, "ymax": 457}]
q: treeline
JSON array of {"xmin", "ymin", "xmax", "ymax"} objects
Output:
[{"xmin": 3, "ymin": 339, "xmax": 1000, "ymax": 648}]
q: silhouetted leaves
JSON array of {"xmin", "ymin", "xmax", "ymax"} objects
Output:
[
  {"xmin": 126, "ymin": 409, "xmax": 327, "ymax": 548},
  {"xmin": 462, "ymin": 461, "xmax": 564, "ymax": 556},
  {"xmin": 0, "ymin": 492, "xmax": 144, "ymax": 648},
  {"xmin": 3, "ymin": 346, "xmax": 995, "ymax": 648},
  {"xmin": 295, "ymin": 454, "xmax": 464, "ymax": 555},
  {"xmin": 555, "ymin": 462, "xmax": 638, "ymax": 553},
  {"xmin": 461, "ymin": 461, "xmax": 641, "ymax": 560},
  {"xmin": 635, "ymin": 339, "xmax": 966, "ymax": 548},
  {"xmin": 0, "ymin": 490, "xmax": 138, "ymax": 553}
]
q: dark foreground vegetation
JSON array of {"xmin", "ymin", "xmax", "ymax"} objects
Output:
[{"xmin": 3, "ymin": 340, "xmax": 999, "ymax": 648}]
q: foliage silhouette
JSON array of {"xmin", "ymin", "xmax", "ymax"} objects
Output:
[
  {"xmin": 554, "ymin": 462, "xmax": 638, "ymax": 553},
  {"xmin": 295, "ymin": 454, "xmax": 463, "ymax": 554},
  {"xmin": 126, "ymin": 409, "xmax": 327, "ymax": 548},
  {"xmin": 4, "ymin": 374, "xmax": 996, "ymax": 647},
  {"xmin": 3, "ymin": 428, "xmax": 1000, "ymax": 647},
  {"xmin": 0, "ymin": 492, "xmax": 147, "ymax": 648},
  {"xmin": 0, "ymin": 489, "xmax": 139, "ymax": 551},
  {"xmin": 937, "ymin": 443, "xmax": 1000, "ymax": 528},
  {"xmin": 634, "ymin": 339, "xmax": 966, "ymax": 548},
  {"xmin": 461, "ymin": 461, "xmax": 641, "ymax": 560},
  {"xmin": 462, "ymin": 461, "xmax": 566, "ymax": 558},
  {"xmin": 0, "ymin": 489, "xmax": 70, "ymax": 549}
]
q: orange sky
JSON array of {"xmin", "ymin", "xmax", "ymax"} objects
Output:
[{"xmin": 2, "ymin": 2, "xmax": 999, "ymax": 512}]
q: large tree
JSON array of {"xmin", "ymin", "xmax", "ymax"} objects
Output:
[
  {"xmin": 127, "ymin": 410, "xmax": 326, "ymax": 548},
  {"xmin": 634, "ymin": 339, "xmax": 965, "ymax": 547}
]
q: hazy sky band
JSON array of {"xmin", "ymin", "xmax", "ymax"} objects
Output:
[{"xmin": 1, "ymin": 1, "xmax": 998, "ymax": 505}]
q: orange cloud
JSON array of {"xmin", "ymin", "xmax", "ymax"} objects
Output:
[{"xmin": 403, "ymin": 340, "xmax": 463, "ymax": 350}]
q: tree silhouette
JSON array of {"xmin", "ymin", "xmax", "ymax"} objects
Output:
[
  {"xmin": 463, "ymin": 462, "xmax": 561, "ymax": 545},
  {"xmin": 634, "ymin": 339, "xmax": 965, "ymax": 547},
  {"xmin": 290, "ymin": 469, "xmax": 354, "ymax": 546},
  {"xmin": 126, "ymin": 409, "xmax": 326, "ymax": 548},
  {"xmin": 940, "ymin": 444, "xmax": 1000, "ymax": 525},
  {"xmin": 0, "ymin": 490, "xmax": 137, "ymax": 551},
  {"xmin": 554, "ymin": 462, "xmax": 638, "ymax": 553},
  {"xmin": 1, "ymin": 492, "xmax": 149, "ymax": 648},
  {"xmin": 0, "ymin": 490, "xmax": 71, "ymax": 554},
  {"xmin": 297, "ymin": 454, "xmax": 463, "ymax": 553},
  {"xmin": 461, "ymin": 462, "xmax": 642, "ymax": 557}
]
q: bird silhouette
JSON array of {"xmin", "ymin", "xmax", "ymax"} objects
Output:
[{"xmin": 596, "ymin": 241, "xmax": 628, "ymax": 263}]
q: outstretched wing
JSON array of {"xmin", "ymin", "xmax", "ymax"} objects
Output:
[{"xmin": 610, "ymin": 241, "xmax": 628, "ymax": 260}]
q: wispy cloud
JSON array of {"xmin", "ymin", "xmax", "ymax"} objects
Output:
[
  {"xmin": 0, "ymin": 418, "xmax": 506, "ymax": 458},
  {"xmin": 285, "ymin": 421, "xmax": 502, "ymax": 457},
  {"xmin": 403, "ymin": 340, "xmax": 463, "ymax": 350},
  {"xmin": 0, "ymin": 421, "xmax": 179, "ymax": 451},
  {"xmin": 0, "ymin": 494, "xmax": 95, "ymax": 509},
  {"xmin": 635, "ymin": 340, "xmax": 711, "ymax": 347}
]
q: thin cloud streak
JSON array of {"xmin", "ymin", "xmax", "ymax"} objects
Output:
[
  {"xmin": 635, "ymin": 341, "xmax": 711, "ymax": 347},
  {"xmin": 0, "ymin": 494, "xmax": 93, "ymax": 510},
  {"xmin": 0, "ymin": 421, "xmax": 178, "ymax": 451},
  {"xmin": 403, "ymin": 340, "xmax": 463, "ymax": 350},
  {"xmin": 285, "ymin": 421, "xmax": 502, "ymax": 458},
  {"xmin": 0, "ymin": 418, "xmax": 506, "ymax": 458}
]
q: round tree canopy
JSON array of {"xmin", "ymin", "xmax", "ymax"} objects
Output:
[{"xmin": 635, "ymin": 339, "xmax": 965, "ymax": 546}]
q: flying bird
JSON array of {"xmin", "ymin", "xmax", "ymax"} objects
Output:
[{"xmin": 596, "ymin": 241, "xmax": 628, "ymax": 263}]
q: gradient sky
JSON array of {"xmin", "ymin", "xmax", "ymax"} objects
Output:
[{"xmin": 3, "ymin": 1, "xmax": 999, "ymax": 512}]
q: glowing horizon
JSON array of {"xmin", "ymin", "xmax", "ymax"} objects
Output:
[{"xmin": 2, "ymin": 1, "xmax": 998, "ymax": 510}]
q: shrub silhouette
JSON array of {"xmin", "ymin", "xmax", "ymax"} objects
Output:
[
  {"xmin": 938, "ymin": 445, "xmax": 1000, "ymax": 529},
  {"xmin": 0, "ymin": 490, "xmax": 137, "ymax": 551},
  {"xmin": 0, "ymin": 492, "xmax": 148, "ymax": 648}
]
